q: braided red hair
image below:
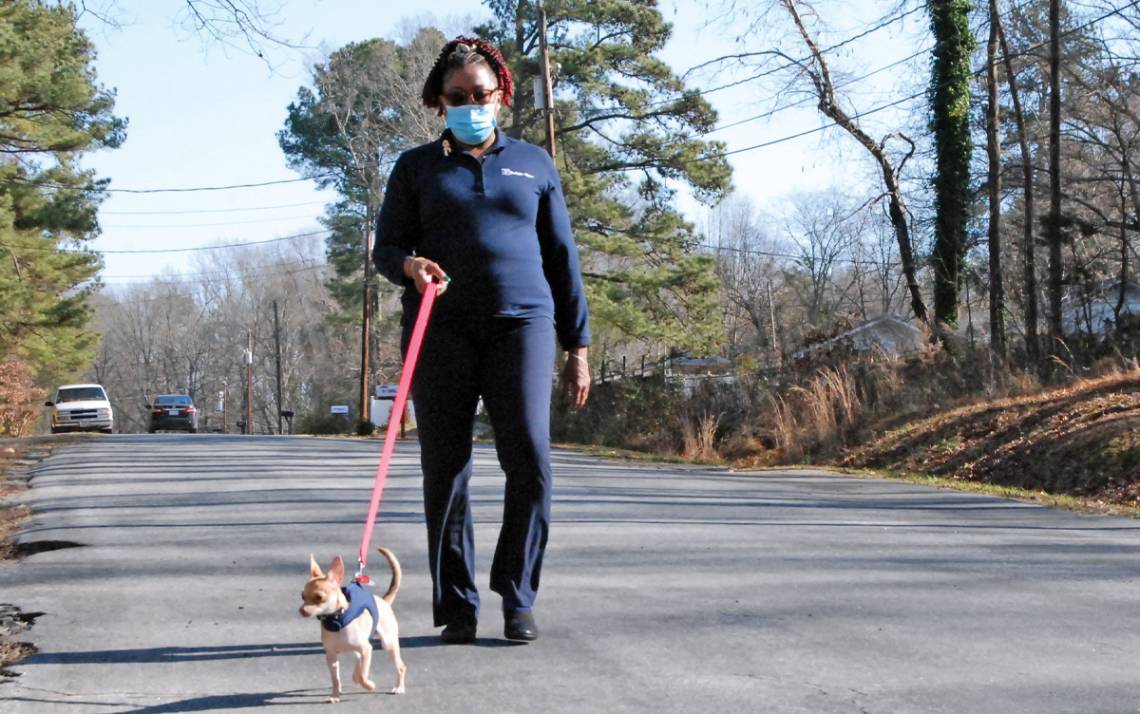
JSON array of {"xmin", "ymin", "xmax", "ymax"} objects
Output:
[{"xmin": 422, "ymin": 36, "xmax": 514, "ymax": 114}]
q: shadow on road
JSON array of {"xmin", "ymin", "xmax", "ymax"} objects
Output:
[
  {"xmin": 20, "ymin": 642, "xmax": 324, "ymax": 664},
  {"xmin": 18, "ymin": 634, "xmax": 525, "ymax": 669},
  {"xmin": 5, "ymin": 689, "xmax": 323, "ymax": 712}
]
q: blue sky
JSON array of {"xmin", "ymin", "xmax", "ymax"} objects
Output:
[{"xmin": 78, "ymin": 0, "xmax": 929, "ymax": 284}]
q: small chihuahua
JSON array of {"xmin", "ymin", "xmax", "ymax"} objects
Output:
[{"xmin": 299, "ymin": 547, "xmax": 407, "ymax": 702}]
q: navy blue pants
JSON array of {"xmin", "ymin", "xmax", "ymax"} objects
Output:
[{"xmin": 404, "ymin": 315, "xmax": 555, "ymax": 627}]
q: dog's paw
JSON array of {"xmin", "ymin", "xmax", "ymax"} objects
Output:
[
  {"xmin": 359, "ymin": 679, "xmax": 376, "ymax": 692},
  {"xmin": 390, "ymin": 685, "xmax": 405, "ymax": 695},
  {"xmin": 326, "ymin": 696, "xmax": 341, "ymax": 704}
]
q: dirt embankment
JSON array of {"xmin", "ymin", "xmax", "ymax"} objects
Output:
[
  {"xmin": 1, "ymin": 440, "xmax": 35, "ymax": 673},
  {"xmin": 0, "ymin": 442, "xmax": 32, "ymax": 562},
  {"xmin": 0, "ymin": 436, "xmax": 80, "ymax": 674},
  {"xmin": 842, "ymin": 372, "xmax": 1140, "ymax": 504}
]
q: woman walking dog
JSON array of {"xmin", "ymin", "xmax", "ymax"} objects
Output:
[{"xmin": 373, "ymin": 36, "xmax": 591, "ymax": 644}]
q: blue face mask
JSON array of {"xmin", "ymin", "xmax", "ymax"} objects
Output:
[{"xmin": 446, "ymin": 104, "xmax": 497, "ymax": 145}]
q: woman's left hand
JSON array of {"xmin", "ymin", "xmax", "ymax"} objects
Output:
[{"xmin": 560, "ymin": 348, "xmax": 591, "ymax": 409}]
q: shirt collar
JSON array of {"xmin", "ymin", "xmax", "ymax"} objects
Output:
[{"xmin": 439, "ymin": 128, "xmax": 510, "ymax": 156}]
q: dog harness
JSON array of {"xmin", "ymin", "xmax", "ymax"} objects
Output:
[{"xmin": 318, "ymin": 581, "xmax": 378, "ymax": 633}]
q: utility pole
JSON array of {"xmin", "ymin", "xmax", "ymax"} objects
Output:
[
  {"xmin": 539, "ymin": 5, "xmax": 557, "ymax": 158},
  {"xmin": 222, "ymin": 381, "xmax": 229, "ymax": 434},
  {"xmin": 245, "ymin": 330, "xmax": 253, "ymax": 435},
  {"xmin": 767, "ymin": 281, "xmax": 782, "ymax": 368},
  {"xmin": 360, "ymin": 210, "xmax": 373, "ymax": 428},
  {"xmin": 273, "ymin": 299, "xmax": 284, "ymax": 435}
]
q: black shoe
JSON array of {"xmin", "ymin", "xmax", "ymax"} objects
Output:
[
  {"xmin": 440, "ymin": 620, "xmax": 477, "ymax": 644},
  {"xmin": 504, "ymin": 610, "xmax": 538, "ymax": 641}
]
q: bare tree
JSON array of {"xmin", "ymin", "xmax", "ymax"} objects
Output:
[
  {"xmin": 775, "ymin": 0, "xmax": 931, "ymax": 327},
  {"xmin": 995, "ymin": 3, "xmax": 1041, "ymax": 364},
  {"xmin": 91, "ymin": 234, "xmax": 350, "ymax": 433},
  {"xmin": 986, "ymin": 0, "xmax": 1007, "ymax": 358},
  {"xmin": 783, "ymin": 192, "xmax": 858, "ymax": 333},
  {"xmin": 843, "ymin": 216, "xmax": 907, "ymax": 320},
  {"xmin": 70, "ymin": 0, "xmax": 309, "ymax": 63},
  {"xmin": 707, "ymin": 196, "xmax": 783, "ymax": 362}
]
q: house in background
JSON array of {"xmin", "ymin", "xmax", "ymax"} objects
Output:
[
  {"xmin": 1061, "ymin": 279, "xmax": 1140, "ymax": 336},
  {"xmin": 793, "ymin": 315, "xmax": 926, "ymax": 361},
  {"xmin": 665, "ymin": 356, "xmax": 732, "ymax": 376}
]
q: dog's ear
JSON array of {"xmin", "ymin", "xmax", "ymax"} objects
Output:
[
  {"xmin": 309, "ymin": 553, "xmax": 324, "ymax": 579},
  {"xmin": 328, "ymin": 555, "xmax": 345, "ymax": 585}
]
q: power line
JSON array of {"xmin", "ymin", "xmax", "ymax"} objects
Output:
[
  {"xmin": 3, "ymin": 229, "xmax": 333, "ymax": 256},
  {"xmin": 102, "ymin": 213, "xmax": 324, "ymax": 229},
  {"xmin": 3, "ymin": 174, "xmax": 331, "ymax": 194},
  {"xmin": 577, "ymin": 0, "xmax": 1038, "ymax": 149},
  {"xmin": 693, "ymin": 0, "xmax": 1042, "ymax": 137},
  {"xmin": 99, "ymin": 259, "xmax": 329, "ymax": 285},
  {"xmin": 682, "ymin": 0, "xmax": 1140, "ymax": 166},
  {"xmin": 101, "ymin": 200, "xmax": 330, "ymax": 216},
  {"xmin": 651, "ymin": 4, "xmax": 929, "ymax": 112},
  {"xmin": 574, "ymin": 3, "xmax": 926, "ymax": 123},
  {"xmin": 7, "ymin": 8, "xmax": 924, "ymax": 206},
  {"xmin": 702, "ymin": 46, "xmax": 931, "ymax": 136},
  {"xmin": 718, "ymin": 90, "xmax": 925, "ymax": 159},
  {"xmin": 92, "ymin": 229, "xmax": 333, "ymax": 254}
]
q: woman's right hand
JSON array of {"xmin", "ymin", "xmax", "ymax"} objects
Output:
[{"xmin": 403, "ymin": 256, "xmax": 449, "ymax": 295}]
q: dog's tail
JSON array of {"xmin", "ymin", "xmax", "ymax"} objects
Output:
[{"xmin": 376, "ymin": 546, "xmax": 401, "ymax": 605}]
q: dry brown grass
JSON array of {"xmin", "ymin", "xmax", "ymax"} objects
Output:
[
  {"xmin": 677, "ymin": 352, "xmax": 1140, "ymax": 510},
  {"xmin": 0, "ymin": 642, "xmax": 36, "ymax": 675},
  {"xmin": 0, "ymin": 442, "xmax": 34, "ymax": 675},
  {"xmin": 0, "ymin": 360, "xmax": 46, "ymax": 438},
  {"xmin": 843, "ymin": 369, "xmax": 1140, "ymax": 502},
  {"xmin": 0, "ymin": 504, "xmax": 31, "ymax": 562},
  {"xmin": 765, "ymin": 365, "xmax": 864, "ymax": 462},
  {"xmin": 681, "ymin": 409, "xmax": 721, "ymax": 461},
  {"xmin": 0, "ymin": 444, "xmax": 30, "ymax": 559}
]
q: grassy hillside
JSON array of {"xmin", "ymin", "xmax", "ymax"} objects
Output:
[{"xmin": 841, "ymin": 372, "xmax": 1140, "ymax": 505}]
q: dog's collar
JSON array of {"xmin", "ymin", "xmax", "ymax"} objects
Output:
[
  {"xmin": 318, "ymin": 581, "xmax": 378, "ymax": 632},
  {"xmin": 316, "ymin": 610, "xmax": 344, "ymax": 628}
]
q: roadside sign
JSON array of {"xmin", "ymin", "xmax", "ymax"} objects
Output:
[{"xmin": 330, "ymin": 405, "xmax": 349, "ymax": 415}]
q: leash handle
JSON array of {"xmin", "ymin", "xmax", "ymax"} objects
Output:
[{"xmin": 357, "ymin": 280, "xmax": 440, "ymax": 569}]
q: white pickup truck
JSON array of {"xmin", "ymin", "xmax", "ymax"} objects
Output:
[{"xmin": 45, "ymin": 383, "xmax": 115, "ymax": 434}]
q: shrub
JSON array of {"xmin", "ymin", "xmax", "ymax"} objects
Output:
[
  {"xmin": 299, "ymin": 411, "xmax": 355, "ymax": 435},
  {"xmin": 550, "ymin": 335, "xmax": 1134, "ymax": 469},
  {"xmin": 0, "ymin": 360, "xmax": 45, "ymax": 437}
]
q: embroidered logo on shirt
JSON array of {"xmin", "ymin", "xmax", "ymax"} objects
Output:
[{"xmin": 501, "ymin": 168, "xmax": 536, "ymax": 179}]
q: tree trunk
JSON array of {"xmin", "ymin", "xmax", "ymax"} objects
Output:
[
  {"xmin": 1047, "ymin": 0, "xmax": 1065, "ymax": 351},
  {"xmin": 1116, "ymin": 177, "xmax": 1129, "ymax": 334},
  {"xmin": 985, "ymin": 0, "xmax": 1006, "ymax": 358},
  {"xmin": 996, "ymin": 8, "xmax": 1039, "ymax": 366},
  {"xmin": 929, "ymin": 0, "xmax": 975, "ymax": 337}
]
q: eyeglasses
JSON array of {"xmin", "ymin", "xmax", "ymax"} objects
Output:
[{"xmin": 442, "ymin": 87, "xmax": 500, "ymax": 107}]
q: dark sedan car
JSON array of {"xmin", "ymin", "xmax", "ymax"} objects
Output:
[{"xmin": 148, "ymin": 394, "xmax": 199, "ymax": 433}]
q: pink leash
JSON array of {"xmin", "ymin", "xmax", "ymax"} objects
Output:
[{"xmin": 355, "ymin": 280, "xmax": 440, "ymax": 583}]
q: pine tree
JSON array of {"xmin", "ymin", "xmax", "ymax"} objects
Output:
[
  {"xmin": 278, "ymin": 29, "xmax": 445, "ymax": 321},
  {"xmin": 481, "ymin": 0, "xmax": 733, "ymax": 354},
  {"xmin": 0, "ymin": 0, "xmax": 124, "ymax": 387}
]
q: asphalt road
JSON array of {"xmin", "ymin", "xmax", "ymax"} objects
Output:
[{"xmin": 2, "ymin": 434, "xmax": 1139, "ymax": 713}]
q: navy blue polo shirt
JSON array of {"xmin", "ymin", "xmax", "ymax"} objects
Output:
[{"xmin": 373, "ymin": 130, "xmax": 590, "ymax": 350}]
